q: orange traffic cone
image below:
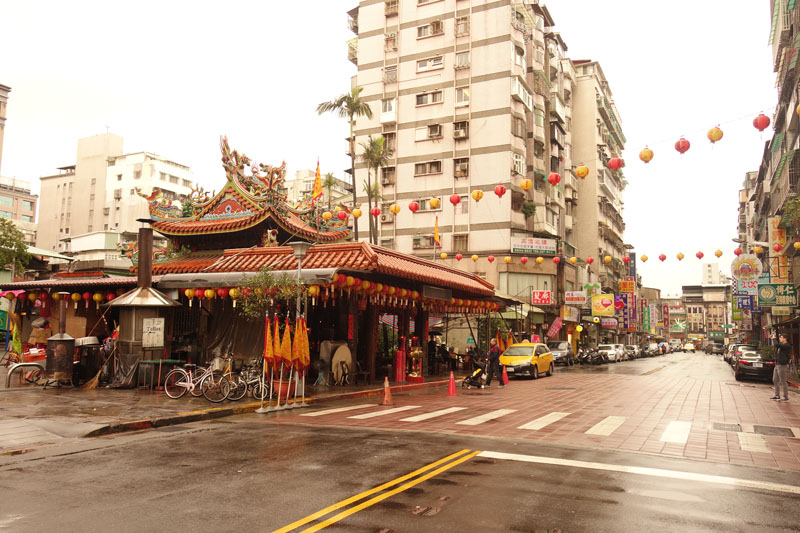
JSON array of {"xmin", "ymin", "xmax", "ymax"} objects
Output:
[
  {"xmin": 501, "ymin": 365, "xmax": 509, "ymax": 386},
  {"xmin": 379, "ymin": 376, "xmax": 394, "ymax": 405},
  {"xmin": 448, "ymin": 371, "xmax": 458, "ymax": 396}
]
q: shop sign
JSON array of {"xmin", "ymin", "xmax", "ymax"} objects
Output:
[
  {"xmin": 731, "ymin": 255, "xmax": 762, "ymax": 282},
  {"xmin": 757, "ymin": 283, "xmax": 796, "ymax": 307},
  {"xmin": 531, "ymin": 290, "xmax": 553, "ymax": 305},
  {"xmin": 600, "ymin": 318, "xmax": 618, "ymax": 328},
  {"xmin": 708, "ymin": 331, "xmax": 724, "ymax": 338},
  {"xmin": 769, "ymin": 216, "xmax": 789, "ymax": 282},
  {"xmin": 547, "ymin": 317, "xmax": 563, "ymax": 337},
  {"xmin": 642, "ymin": 307, "xmax": 651, "ymax": 330},
  {"xmin": 561, "ymin": 305, "xmax": 580, "ymax": 322},
  {"xmin": 771, "ymin": 306, "xmax": 791, "ymax": 316},
  {"xmin": 618, "ymin": 281, "xmax": 635, "ymax": 292},
  {"xmin": 732, "ymin": 310, "xmax": 743, "ymax": 321},
  {"xmin": 591, "ymin": 294, "xmax": 615, "ymax": 316},
  {"xmin": 564, "ymin": 291, "xmax": 586, "ymax": 304},
  {"xmin": 0, "ymin": 310, "xmax": 5, "ymax": 331},
  {"xmin": 511, "ymin": 236, "xmax": 557, "ymax": 255}
]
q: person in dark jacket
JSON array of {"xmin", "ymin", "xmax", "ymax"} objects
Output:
[
  {"xmin": 485, "ymin": 338, "xmax": 504, "ymax": 388},
  {"xmin": 771, "ymin": 332, "xmax": 792, "ymax": 402}
]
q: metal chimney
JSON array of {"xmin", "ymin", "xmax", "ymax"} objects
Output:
[{"xmin": 136, "ymin": 221, "xmax": 154, "ymax": 288}]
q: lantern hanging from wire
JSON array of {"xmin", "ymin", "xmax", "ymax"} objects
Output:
[
  {"xmin": 658, "ymin": 254, "xmax": 666, "ymax": 262},
  {"xmin": 547, "ymin": 172, "xmax": 561, "ymax": 185},
  {"xmin": 389, "ymin": 203, "xmax": 400, "ymax": 215},
  {"xmin": 753, "ymin": 113, "xmax": 770, "ymax": 132},
  {"xmin": 696, "ymin": 251, "xmax": 704, "ymax": 259},
  {"xmin": 440, "ymin": 252, "xmax": 447, "ymax": 260},
  {"xmin": 641, "ymin": 255, "xmax": 649, "ymax": 263},
  {"xmin": 487, "ymin": 255, "xmax": 495, "ymax": 263},
  {"xmin": 586, "ymin": 256, "xmax": 594, "ymax": 264},
  {"xmin": 471, "ymin": 189, "xmax": 484, "ymax": 202},
  {"xmin": 351, "ymin": 207, "xmax": 362, "ymax": 218},
  {"xmin": 608, "ymin": 157, "xmax": 624, "ymax": 171},
  {"xmin": 676, "ymin": 253, "xmax": 684, "ymax": 261},
  {"xmin": 639, "ymin": 147, "xmax": 654, "ymax": 164},
  {"xmin": 408, "ymin": 200, "xmax": 420, "ymax": 212},
  {"xmin": 449, "ymin": 193, "xmax": 461, "ymax": 206},
  {"xmin": 575, "ymin": 164, "xmax": 589, "ymax": 178},
  {"xmin": 707, "ymin": 126, "xmax": 723, "ymax": 144},
  {"xmin": 429, "ymin": 197, "xmax": 441, "ymax": 209},
  {"xmin": 714, "ymin": 250, "xmax": 723, "ymax": 258},
  {"xmin": 455, "ymin": 253, "xmax": 463, "ymax": 261},
  {"xmin": 520, "ymin": 256, "xmax": 528, "ymax": 264},
  {"xmin": 494, "ymin": 184, "xmax": 507, "ymax": 198},
  {"xmin": 675, "ymin": 137, "xmax": 690, "ymax": 154},
  {"xmin": 520, "ymin": 178, "xmax": 533, "ymax": 191}
]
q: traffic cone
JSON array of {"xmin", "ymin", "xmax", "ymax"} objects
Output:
[
  {"xmin": 447, "ymin": 371, "xmax": 457, "ymax": 396},
  {"xmin": 502, "ymin": 365, "xmax": 509, "ymax": 386},
  {"xmin": 379, "ymin": 376, "xmax": 394, "ymax": 405}
]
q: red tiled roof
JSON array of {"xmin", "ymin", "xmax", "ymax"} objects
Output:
[
  {"xmin": 146, "ymin": 251, "xmax": 225, "ymax": 275},
  {"xmin": 0, "ymin": 276, "xmax": 161, "ymax": 290},
  {"xmin": 203, "ymin": 242, "xmax": 493, "ymax": 296}
]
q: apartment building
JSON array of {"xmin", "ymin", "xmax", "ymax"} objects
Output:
[
  {"xmin": 571, "ymin": 59, "xmax": 628, "ymax": 291},
  {"xmin": 0, "ymin": 84, "xmax": 9, "ymax": 175},
  {"xmin": 682, "ymin": 284, "xmax": 731, "ymax": 339},
  {"xmin": 0, "ymin": 176, "xmax": 37, "ymax": 246},
  {"xmin": 284, "ymin": 169, "xmax": 351, "ymax": 208},
  {"xmin": 346, "ymin": 0, "xmax": 585, "ymax": 319},
  {"xmin": 37, "ymin": 133, "xmax": 194, "ymax": 252}
]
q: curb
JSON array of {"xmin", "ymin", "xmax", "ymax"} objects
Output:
[{"xmin": 82, "ymin": 378, "xmax": 453, "ymax": 438}]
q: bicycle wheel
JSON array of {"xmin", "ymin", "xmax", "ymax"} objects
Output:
[
  {"xmin": 189, "ymin": 369, "xmax": 207, "ymax": 397},
  {"xmin": 251, "ymin": 379, "xmax": 270, "ymax": 400},
  {"xmin": 227, "ymin": 374, "xmax": 248, "ymax": 401},
  {"xmin": 164, "ymin": 369, "xmax": 189, "ymax": 399},
  {"xmin": 201, "ymin": 373, "xmax": 231, "ymax": 403}
]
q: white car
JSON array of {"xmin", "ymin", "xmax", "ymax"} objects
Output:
[
  {"xmin": 598, "ymin": 344, "xmax": 624, "ymax": 362},
  {"xmin": 614, "ymin": 344, "xmax": 626, "ymax": 360}
]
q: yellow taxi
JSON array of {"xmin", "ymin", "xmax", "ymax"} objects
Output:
[{"xmin": 499, "ymin": 342, "xmax": 554, "ymax": 379}]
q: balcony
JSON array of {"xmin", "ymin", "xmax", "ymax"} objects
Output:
[
  {"xmin": 347, "ymin": 7, "xmax": 358, "ymax": 34},
  {"xmin": 511, "ymin": 76, "xmax": 533, "ymax": 112},
  {"xmin": 347, "ymin": 38, "xmax": 358, "ymax": 66},
  {"xmin": 564, "ymin": 214, "xmax": 573, "ymax": 230},
  {"xmin": 550, "ymin": 94, "xmax": 566, "ymax": 123},
  {"xmin": 385, "ymin": 0, "xmax": 398, "ymax": 16}
]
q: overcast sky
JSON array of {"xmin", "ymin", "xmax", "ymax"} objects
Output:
[{"xmin": 0, "ymin": 1, "xmax": 777, "ymax": 295}]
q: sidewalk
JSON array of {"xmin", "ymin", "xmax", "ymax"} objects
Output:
[{"xmin": 0, "ymin": 365, "xmax": 453, "ymax": 453}]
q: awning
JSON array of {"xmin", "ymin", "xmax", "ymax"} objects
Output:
[
  {"xmin": 157, "ymin": 268, "xmax": 340, "ymax": 289},
  {"xmin": 26, "ymin": 246, "xmax": 74, "ymax": 262}
]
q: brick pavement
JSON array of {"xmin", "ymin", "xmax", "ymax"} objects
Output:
[{"xmin": 270, "ymin": 354, "xmax": 800, "ymax": 471}]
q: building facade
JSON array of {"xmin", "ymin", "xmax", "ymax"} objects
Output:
[
  {"xmin": 0, "ymin": 84, "xmax": 9, "ymax": 175},
  {"xmin": 284, "ymin": 169, "xmax": 351, "ymax": 208},
  {"xmin": 0, "ymin": 176, "xmax": 37, "ymax": 246}
]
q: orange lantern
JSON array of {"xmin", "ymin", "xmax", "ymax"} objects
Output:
[
  {"xmin": 504, "ymin": 256, "xmax": 511, "ymax": 264},
  {"xmin": 641, "ymin": 255, "xmax": 648, "ymax": 262},
  {"xmin": 639, "ymin": 147, "xmax": 654, "ymax": 163},
  {"xmin": 471, "ymin": 189, "xmax": 484, "ymax": 202},
  {"xmin": 535, "ymin": 257, "xmax": 544, "ymax": 265},
  {"xmin": 322, "ymin": 211, "xmax": 333, "ymax": 221},
  {"xmin": 52, "ymin": 292, "xmax": 61, "ymax": 301},
  {"xmin": 569, "ymin": 256, "xmax": 577, "ymax": 264},
  {"xmin": 345, "ymin": 276, "xmax": 355, "ymax": 287},
  {"xmin": 184, "ymin": 288, "xmax": 194, "ymax": 299},
  {"xmin": 753, "ymin": 246, "xmax": 763, "ymax": 255},
  {"xmin": 389, "ymin": 203, "xmax": 400, "ymax": 215},
  {"xmin": 604, "ymin": 256, "xmax": 612, "ymax": 264},
  {"xmin": 794, "ymin": 242, "xmax": 800, "ymax": 250},
  {"xmin": 92, "ymin": 292, "xmax": 104, "ymax": 304},
  {"xmin": 714, "ymin": 250, "xmax": 723, "ymax": 258},
  {"xmin": 71, "ymin": 292, "xmax": 81, "ymax": 309},
  {"xmin": 352, "ymin": 207, "xmax": 362, "ymax": 218},
  {"xmin": 471, "ymin": 254, "xmax": 479, "ymax": 262},
  {"xmin": 707, "ymin": 126, "xmax": 723, "ymax": 144},
  {"xmin": 429, "ymin": 197, "xmax": 441, "ymax": 209},
  {"xmin": 440, "ymin": 252, "xmax": 447, "ymax": 260},
  {"xmin": 676, "ymin": 253, "xmax": 684, "ymax": 261},
  {"xmin": 575, "ymin": 164, "xmax": 589, "ymax": 178},
  {"xmin": 520, "ymin": 178, "xmax": 533, "ymax": 191},
  {"xmin": 204, "ymin": 289, "xmax": 215, "ymax": 299},
  {"xmin": 28, "ymin": 292, "xmax": 37, "ymax": 302}
]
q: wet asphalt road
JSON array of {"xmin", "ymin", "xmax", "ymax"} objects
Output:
[{"xmin": 2, "ymin": 415, "xmax": 800, "ymax": 532}]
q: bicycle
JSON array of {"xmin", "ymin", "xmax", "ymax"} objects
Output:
[
  {"xmin": 0, "ymin": 350, "xmax": 21, "ymax": 368},
  {"xmin": 163, "ymin": 363, "xmax": 231, "ymax": 403},
  {"xmin": 232, "ymin": 361, "xmax": 270, "ymax": 401}
]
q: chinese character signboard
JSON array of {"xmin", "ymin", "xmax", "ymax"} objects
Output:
[
  {"xmin": 628, "ymin": 252, "xmax": 637, "ymax": 279},
  {"xmin": 772, "ymin": 306, "xmax": 791, "ymax": 316},
  {"xmin": 617, "ymin": 293, "xmax": 630, "ymax": 330},
  {"xmin": 735, "ymin": 294, "xmax": 753, "ymax": 310},
  {"xmin": 547, "ymin": 317, "xmax": 563, "ymax": 337},
  {"xmin": 561, "ymin": 305, "xmax": 580, "ymax": 322},
  {"xmin": 591, "ymin": 294, "xmax": 615, "ymax": 316},
  {"xmin": 618, "ymin": 281, "xmax": 635, "ymax": 293},
  {"xmin": 768, "ymin": 216, "xmax": 789, "ymax": 282},
  {"xmin": 757, "ymin": 283, "xmax": 797, "ymax": 307},
  {"xmin": 731, "ymin": 254, "xmax": 762, "ymax": 282},
  {"xmin": 531, "ymin": 290, "xmax": 553, "ymax": 305},
  {"xmin": 642, "ymin": 307, "xmax": 651, "ymax": 331},
  {"xmin": 600, "ymin": 318, "xmax": 618, "ymax": 328},
  {"xmin": 511, "ymin": 236, "xmax": 557, "ymax": 255},
  {"xmin": 564, "ymin": 291, "xmax": 586, "ymax": 304}
]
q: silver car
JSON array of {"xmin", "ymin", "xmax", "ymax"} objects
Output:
[{"xmin": 598, "ymin": 344, "xmax": 624, "ymax": 363}]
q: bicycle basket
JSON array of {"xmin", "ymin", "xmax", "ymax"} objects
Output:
[{"xmin": 232, "ymin": 358, "xmax": 243, "ymax": 373}]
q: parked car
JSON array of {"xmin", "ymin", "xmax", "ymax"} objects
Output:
[
  {"xmin": 598, "ymin": 344, "xmax": 624, "ymax": 362},
  {"xmin": 726, "ymin": 344, "xmax": 758, "ymax": 366},
  {"xmin": 500, "ymin": 342, "xmax": 554, "ymax": 379},
  {"xmin": 547, "ymin": 341, "xmax": 574, "ymax": 366},
  {"xmin": 624, "ymin": 345, "xmax": 640, "ymax": 359},
  {"xmin": 682, "ymin": 343, "xmax": 695, "ymax": 353},
  {"xmin": 710, "ymin": 343, "xmax": 725, "ymax": 355},
  {"xmin": 734, "ymin": 349, "xmax": 776, "ymax": 381},
  {"xmin": 669, "ymin": 340, "xmax": 682, "ymax": 351},
  {"xmin": 614, "ymin": 344, "xmax": 627, "ymax": 360},
  {"xmin": 646, "ymin": 342, "xmax": 660, "ymax": 356}
]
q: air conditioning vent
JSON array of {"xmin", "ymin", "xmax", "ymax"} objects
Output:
[
  {"xmin": 380, "ymin": 213, "xmax": 394, "ymax": 223},
  {"xmin": 430, "ymin": 20, "xmax": 443, "ymax": 35},
  {"xmin": 454, "ymin": 128, "xmax": 468, "ymax": 139}
]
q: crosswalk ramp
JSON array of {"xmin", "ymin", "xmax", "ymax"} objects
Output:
[{"xmin": 0, "ymin": 419, "xmax": 65, "ymax": 451}]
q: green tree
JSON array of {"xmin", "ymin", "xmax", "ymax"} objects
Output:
[
  {"xmin": 0, "ymin": 219, "xmax": 30, "ymax": 281},
  {"xmin": 316, "ymin": 87, "xmax": 373, "ymax": 241},
  {"xmin": 359, "ymin": 135, "xmax": 393, "ymax": 244},
  {"xmin": 322, "ymin": 172, "xmax": 337, "ymax": 211}
]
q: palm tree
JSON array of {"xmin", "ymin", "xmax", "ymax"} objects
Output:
[
  {"xmin": 360, "ymin": 136, "xmax": 393, "ymax": 244},
  {"xmin": 316, "ymin": 87, "xmax": 373, "ymax": 241},
  {"xmin": 362, "ymin": 181, "xmax": 384, "ymax": 245},
  {"xmin": 322, "ymin": 172, "xmax": 337, "ymax": 211}
]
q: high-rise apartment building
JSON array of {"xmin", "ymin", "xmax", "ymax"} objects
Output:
[
  {"xmin": 37, "ymin": 133, "xmax": 194, "ymax": 252},
  {"xmin": 284, "ymin": 169, "xmax": 351, "ymax": 207},
  {"xmin": 0, "ymin": 84, "xmax": 9, "ymax": 175},
  {"xmin": 0, "ymin": 176, "xmax": 38, "ymax": 246},
  {"xmin": 347, "ymin": 0, "xmax": 586, "ymax": 318}
]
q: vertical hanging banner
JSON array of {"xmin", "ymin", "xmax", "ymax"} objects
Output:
[
  {"xmin": 642, "ymin": 306, "xmax": 651, "ymax": 331},
  {"xmin": 768, "ymin": 216, "xmax": 788, "ymax": 282},
  {"xmin": 662, "ymin": 304, "xmax": 669, "ymax": 330}
]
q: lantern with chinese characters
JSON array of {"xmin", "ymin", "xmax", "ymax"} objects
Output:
[
  {"xmin": 487, "ymin": 255, "xmax": 495, "ymax": 263},
  {"xmin": 675, "ymin": 137, "xmax": 690, "ymax": 154},
  {"xmin": 734, "ymin": 248, "xmax": 742, "ymax": 256},
  {"xmin": 471, "ymin": 254, "xmax": 479, "ymax": 262},
  {"xmin": 389, "ymin": 203, "xmax": 400, "ymax": 215},
  {"xmin": 753, "ymin": 113, "xmax": 770, "ymax": 132},
  {"xmin": 337, "ymin": 210, "xmax": 347, "ymax": 220},
  {"xmin": 658, "ymin": 254, "xmax": 666, "ymax": 262},
  {"xmin": 494, "ymin": 184, "xmax": 507, "ymax": 198},
  {"xmin": 586, "ymin": 256, "xmax": 594, "ymax": 264},
  {"xmin": 604, "ymin": 255, "xmax": 612, "ymax": 264},
  {"xmin": 608, "ymin": 157, "xmax": 624, "ymax": 171},
  {"xmin": 696, "ymin": 251, "xmax": 704, "ymax": 259},
  {"xmin": 229, "ymin": 287, "xmax": 240, "ymax": 308},
  {"xmin": 641, "ymin": 255, "xmax": 648, "ymax": 262},
  {"xmin": 504, "ymin": 256, "xmax": 512, "ymax": 264},
  {"xmin": 569, "ymin": 256, "xmax": 577, "ymax": 264},
  {"xmin": 429, "ymin": 197, "xmax": 441, "ymax": 209},
  {"xmin": 71, "ymin": 292, "xmax": 81, "ymax": 309},
  {"xmin": 520, "ymin": 178, "xmax": 533, "ymax": 191},
  {"xmin": 471, "ymin": 189, "xmax": 484, "ymax": 202},
  {"xmin": 753, "ymin": 246, "xmax": 763, "ymax": 255},
  {"xmin": 322, "ymin": 211, "xmax": 332, "ymax": 221},
  {"xmin": 552, "ymin": 256, "xmax": 560, "ymax": 264},
  {"xmin": 520, "ymin": 256, "xmax": 528, "ymax": 264},
  {"xmin": 408, "ymin": 200, "xmax": 420, "ymax": 213},
  {"xmin": 639, "ymin": 147, "xmax": 654, "ymax": 163},
  {"xmin": 440, "ymin": 252, "xmax": 447, "ymax": 260},
  {"xmin": 714, "ymin": 250, "xmax": 723, "ymax": 258},
  {"xmin": 184, "ymin": 288, "xmax": 194, "ymax": 302},
  {"xmin": 774, "ymin": 243, "xmax": 784, "ymax": 253},
  {"xmin": 204, "ymin": 289, "xmax": 215, "ymax": 300},
  {"xmin": 352, "ymin": 207, "xmax": 362, "ymax": 218},
  {"xmin": 575, "ymin": 164, "xmax": 589, "ymax": 178},
  {"xmin": 449, "ymin": 194, "xmax": 461, "ymax": 206},
  {"xmin": 455, "ymin": 253, "xmax": 463, "ymax": 261},
  {"xmin": 547, "ymin": 172, "xmax": 561, "ymax": 185},
  {"xmin": 707, "ymin": 126, "xmax": 723, "ymax": 144},
  {"xmin": 370, "ymin": 206, "xmax": 381, "ymax": 217}
]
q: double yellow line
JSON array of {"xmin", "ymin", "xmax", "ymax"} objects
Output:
[{"xmin": 273, "ymin": 448, "xmax": 481, "ymax": 532}]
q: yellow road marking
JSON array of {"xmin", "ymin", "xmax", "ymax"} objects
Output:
[
  {"xmin": 272, "ymin": 449, "xmax": 473, "ymax": 533},
  {"xmin": 300, "ymin": 450, "xmax": 481, "ymax": 532}
]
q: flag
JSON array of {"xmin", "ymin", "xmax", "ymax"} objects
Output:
[
  {"xmin": 280, "ymin": 318, "xmax": 293, "ymax": 368},
  {"xmin": 433, "ymin": 216, "xmax": 440, "ymax": 246},
  {"xmin": 274, "ymin": 316, "xmax": 282, "ymax": 366},
  {"xmin": 311, "ymin": 160, "xmax": 323, "ymax": 204},
  {"xmin": 263, "ymin": 315, "xmax": 273, "ymax": 368},
  {"xmin": 506, "ymin": 331, "xmax": 514, "ymax": 349},
  {"xmin": 291, "ymin": 317, "xmax": 301, "ymax": 369},
  {"xmin": 300, "ymin": 318, "xmax": 310, "ymax": 372},
  {"xmin": 495, "ymin": 329, "xmax": 504, "ymax": 353}
]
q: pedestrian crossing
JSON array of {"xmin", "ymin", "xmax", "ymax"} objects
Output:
[{"xmin": 298, "ymin": 405, "xmax": 705, "ymax": 446}]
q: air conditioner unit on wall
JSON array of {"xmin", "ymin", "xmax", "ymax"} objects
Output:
[
  {"xmin": 380, "ymin": 213, "xmax": 394, "ymax": 223},
  {"xmin": 454, "ymin": 128, "xmax": 467, "ymax": 139}
]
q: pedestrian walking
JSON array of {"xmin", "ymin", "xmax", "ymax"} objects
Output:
[
  {"xmin": 486, "ymin": 338, "xmax": 504, "ymax": 388},
  {"xmin": 771, "ymin": 332, "xmax": 792, "ymax": 402}
]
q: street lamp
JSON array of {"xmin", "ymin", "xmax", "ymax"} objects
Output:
[{"xmin": 288, "ymin": 241, "xmax": 312, "ymax": 317}]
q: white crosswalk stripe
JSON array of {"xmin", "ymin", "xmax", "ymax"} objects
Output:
[
  {"xmin": 400, "ymin": 407, "xmax": 468, "ymax": 422},
  {"xmin": 300, "ymin": 404, "xmax": 375, "ymax": 417},
  {"xmin": 348, "ymin": 406, "xmax": 421, "ymax": 419},
  {"xmin": 585, "ymin": 416, "xmax": 627, "ymax": 436},
  {"xmin": 517, "ymin": 412, "xmax": 571, "ymax": 430},
  {"xmin": 456, "ymin": 409, "xmax": 517, "ymax": 426},
  {"xmin": 660, "ymin": 421, "xmax": 692, "ymax": 444}
]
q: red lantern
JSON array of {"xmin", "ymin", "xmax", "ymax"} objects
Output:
[
  {"xmin": 753, "ymin": 113, "xmax": 771, "ymax": 132},
  {"xmin": 449, "ymin": 193, "xmax": 461, "ymax": 206},
  {"xmin": 370, "ymin": 206, "xmax": 381, "ymax": 217},
  {"xmin": 106, "ymin": 292, "xmax": 116, "ymax": 302},
  {"xmin": 608, "ymin": 157, "xmax": 624, "ymax": 171},
  {"xmin": 456, "ymin": 253, "xmax": 463, "ymax": 261},
  {"xmin": 696, "ymin": 252, "xmax": 704, "ymax": 259},
  {"xmin": 408, "ymin": 200, "xmax": 420, "ymax": 213},
  {"xmin": 547, "ymin": 172, "xmax": 561, "ymax": 185},
  {"xmin": 552, "ymin": 256, "xmax": 560, "ymax": 264},
  {"xmin": 774, "ymin": 243, "xmax": 784, "ymax": 253},
  {"xmin": 674, "ymin": 137, "xmax": 690, "ymax": 154},
  {"xmin": 195, "ymin": 288, "xmax": 205, "ymax": 299},
  {"xmin": 734, "ymin": 248, "xmax": 742, "ymax": 256},
  {"xmin": 586, "ymin": 257, "xmax": 594, "ymax": 264},
  {"xmin": 520, "ymin": 256, "xmax": 528, "ymax": 264},
  {"xmin": 622, "ymin": 256, "xmax": 630, "ymax": 264},
  {"xmin": 494, "ymin": 184, "xmax": 506, "ymax": 198},
  {"xmin": 658, "ymin": 254, "xmax": 666, "ymax": 262},
  {"xmin": 487, "ymin": 255, "xmax": 495, "ymax": 263},
  {"xmin": 39, "ymin": 291, "xmax": 49, "ymax": 300},
  {"xmin": 82, "ymin": 291, "xmax": 91, "ymax": 309},
  {"xmin": 337, "ymin": 210, "xmax": 347, "ymax": 220},
  {"xmin": 217, "ymin": 287, "xmax": 229, "ymax": 299}
]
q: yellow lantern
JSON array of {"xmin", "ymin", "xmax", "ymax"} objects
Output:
[
  {"xmin": 639, "ymin": 147, "xmax": 654, "ymax": 164},
  {"xmin": 576, "ymin": 325, "xmax": 583, "ymax": 332},
  {"xmin": 593, "ymin": 317, "xmax": 600, "ymax": 324},
  {"xmin": 389, "ymin": 203, "xmax": 401, "ymax": 215},
  {"xmin": 471, "ymin": 189, "xmax": 484, "ymax": 202},
  {"xmin": 229, "ymin": 287, "xmax": 241, "ymax": 308},
  {"xmin": 52, "ymin": 292, "xmax": 61, "ymax": 301},
  {"xmin": 504, "ymin": 256, "xmax": 512, "ymax": 264},
  {"xmin": 535, "ymin": 257, "xmax": 544, "ymax": 264},
  {"xmin": 71, "ymin": 292, "xmax": 81, "ymax": 309},
  {"xmin": 471, "ymin": 254, "xmax": 479, "ymax": 262},
  {"xmin": 388, "ymin": 286, "xmax": 396, "ymax": 295},
  {"xmin": 714, "ymin": 250, "xmax": 723, "ymax": 258},
  {"xmin": 754, "ymin": 246, "xmax": 763, "ymax": 255},
  {"xmin": 352, "ymin": 207, "xmax": 362, "ymax": 218},
  {"xmin": 440, "ymin": 252, "xmax": 448, "ymax": 260},
  {"xmin": 92, "ymin": 293, "xmax": 104, "ymax": 303},
  {"xmin": 361, "ymin": 280, "xmax": 371, "ymax": 291},
  {"xmin": 204, "ymin": 289, "xmax": 215, "ymax": 299},
  {"xmin": 569, "ymin": 256, "xmax": 577, "ymax": 264},
  {"xmin": 184, "ymin": 288, "xmax": 194, "ymax": 299},
  {"xmin": 345, "ymin": 276, "xmax": 355, "ymax": 287},
  {"xmin": 707, "ymin": 126, "xmax": 723, "ymax": 144},
  {"xmin": 322, "ymin": 211, "xmax": 333, "ymax": 221},
  {"xmin": 604, "ymin": 255, "xmax": 612, "ymax": 264},
  {"xmin": 28, "ymin": 292, "xmax": 37, "ymax": 302},
  {"xmin": 641, "ymin": 255, "xmax": 648, "ymax": 262},
  {"xmin": 575, "ymin": 165, "xmax": 589, "ymax": 179},
  {"xmin": 794, "ymin": 242, "xmax": 800, "ymax": 250},
  {"xmin": 429, "ymin": 197, "xmax": 441, "ymax": 209},
  {"xmin": 676, "ymin": 252, "xmax": 685, "ymax": 261},
  {"xmin": 375, "ymin": 283, "xmax": 383, "ymax": 292},
  {"xmin": 520, "ymin": 178, "xmax": 533, "ymax": 191}
]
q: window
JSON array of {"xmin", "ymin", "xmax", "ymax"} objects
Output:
[
  {"xmin": 415, "ymin": 124, "xmax": 442, "ymax": 141},
  {"xmin": 385, "ymin": 0, "xmax": 398, "ymax": 16},
  {"xmin": 383, "ymin": 132, "xmax": 396, "ymax": 152},
  {"xmin": 417, "ymin": 56, "xmax": 443, "ymax": 72},
  {"xmin": 413, "ymin": 236, "xmax": 436, "ymax": 249},
  {"xmin": 21, "ymin": 215, "xmax": 32, "ymax": 222},
  {"xmin": 160, "ymin": 172, "xmax": 167, "ymax": 181},
  {"xmin": 455, "ymin": 16, "xmax": 470, "ymax": 36},
  {"xmin": 416, "ymin": 91, "xmax": 443, "ymax": 106},
  {"xmin": 88, "ymin": 225, "xmax": 93, "ymax": 232},
  {"xmin": 534, "ymin": 108, "xmax": 545, "ymax": 127},
  {"xmin": 453, "ymin": 121, "xmax": 469, "ymax": 139},
  {"xmin": 0, "ymin": 196, "xmax": 12, "ymax": 207},
  {"xmin": 414, "ymin": 161, "xmax": 442, "ymax": 176},
  {"xmin": 546, "ymin": 209, "xmax": 558, "ymax": 227},
  {"xmin": 455, "ymin": 51, "xmax": 470, "ymax": 69},
  {"xmin": 130, "ymin": 189, "xmax": 135, "ymax": 196},
  {"xmin": 381, "ymin": 98, "xmax": 395, "ymax": 114},
  {"xmin": 170, "ymin": 175, "xmax": 179, "ymax": 184},
  {"xmin": 454, "ymin": 158, "xmax": 469, "ymax": 178},
  {"xmin": 455, "ymin": 196, "xmax": 469, "ymax": 214},
  {"xmin": 182, "ymin": 179, "xmax": 192, "ymax": 188},
  {"xmin": 380, "ymin": 238, "xmax": 394, "ymax": 248},
  {"xmin": 134, "ymin": 170, "xmax": 142, "ymax": 180},
  {"xmin": 0, "ymin": 211, "xmax": 11, "ymax": 219},
  {"xmin": 91, "ymin": 178, "xmax": 96, "ymax": 185},
  {"xmin": 452, "ymin": 234, "xmax": 468, "ymax": 251},
  {"xmin": 418, "ymin": 0, "xmax": 439, "ymax": 4},
  {"xmin": 512, "ymin": 116, "xmax": 526, "ymax": 138},
  {"xmin": 514, "ymin": 45, "xmax": 526, "ymax": 71},
  {"xmin": 381, "ymin": 166, "xmax": 396, "ymax": 185},
  {"xmin": 114, "ymin": 189, "xmax": 122, "ymax": 199},
  {"xmin": 417, "ymin": 20, "xmax": 443, "ymax": 38},
  {"xmin": 455, "ymin": 86, "xmax": 470, "ymax": 106},
  {"xmin": 511, "ymin": 77, "xmax": 533, "ymax": 111},
  {"xmin": 117, "ymin": 174, "xmax": 123, "ymax": 181},
  {"xmin": 385, "ymin": 32, "xmax": 398, "ymax": 51},
  {"xmin": 512, "ymin": 153, "xmax": 525, "ymax": 175},
  {"xmin": 383, "ymin": 65, "xmax": 397, "ymax": 83},
  {"xmin": 89, "ymin": 209, "xmax": 94, "ymax": 217}
]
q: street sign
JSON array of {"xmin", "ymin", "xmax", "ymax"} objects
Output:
[{"xmin": 722, "ymin": 324, "xmax": 734, "ymax": 329}]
